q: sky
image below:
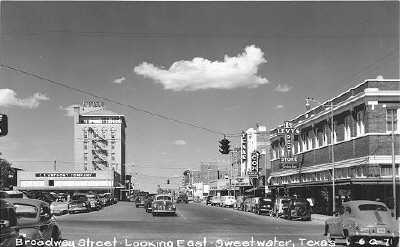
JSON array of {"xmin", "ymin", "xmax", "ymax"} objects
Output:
[{"xmin": 0, "ymin": 2, "xmax": 399, "ymax": 193}]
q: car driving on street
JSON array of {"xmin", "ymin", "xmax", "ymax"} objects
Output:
[
  {"xmin": 324, "ymin": 200, "xmax": 399, "ymax": 247},
  {"xmin": 255, "ymin": 198, "xmax": 274, "ymax": 216},
  {"xmin": 151, "ymin": 194, "xmax": 176, "ymax": 216}
]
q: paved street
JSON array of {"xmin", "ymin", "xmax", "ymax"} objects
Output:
[{"xmin": 55, "ymin": 202, "xmax": 331, "ymax": 247}]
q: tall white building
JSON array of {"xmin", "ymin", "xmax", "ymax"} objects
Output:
[{"xmin": 73, "ymin": 101, "xmax": 126, "ymax": 181}]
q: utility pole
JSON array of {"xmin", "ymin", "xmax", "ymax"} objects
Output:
[{"xmin": 391, "ymin": 109, "xmax": 397, "ymax": 219}]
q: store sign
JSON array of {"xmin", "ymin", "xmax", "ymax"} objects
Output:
[
  {"xmin": 249, "ymin": 151, "xmax": 260, "ymax": 178},
  {"xmin": 35, "ymin": 173, "xmax": 96, "ymax": 178},
  {"xmin": 83, "ymin": 101, "xmax": 104, "ymax": 109},
  {"xmin": 278, "ymin": 121, "xmax": 299, "ymax": 169},
  {"xmin": 232, "ymin": 177, "xmax": 250, "ymax": 186},
  {"xmin": 241, "ymin": 133, "xmax": 247, "ymax": 162}
]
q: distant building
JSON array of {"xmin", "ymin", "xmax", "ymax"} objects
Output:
[{"xmin": 73, "ymin": 101, "xmax": 126, "ymax": 183}]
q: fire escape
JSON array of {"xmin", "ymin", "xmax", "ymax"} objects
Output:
[{"xmin": 88, "ymin": 127, "xmax": 108, "ymax": 170}]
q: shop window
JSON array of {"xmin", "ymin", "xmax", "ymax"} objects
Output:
[{"xmin": 380, "ymin": 165, "xmax": 392, "ymax": 177}]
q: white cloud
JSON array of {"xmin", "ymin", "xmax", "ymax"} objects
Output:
[
  {"xmin": 173, "ymin": 140, "xmax": 187, "ymax": 146},
  {"xmin": 274, "ymin": 84, "xmax": 292, "ymax": 92},
  {"xmin": 275, "ymin": 104, "xmax": 284, "ymax": 109},
  {"xmin": 113, "ymin": 76, "xmax": 126, "ymax": 84},
  {"xmin": 59, "ymin": 105, "xmax": 79, "ymax": 117},
  {"xmin": 0, "ymin": 89, "xmax": 49, "ymax": 109},
  {"xmin": 134, "ymin": 45, "xmax": 268, "ymax": 91}
]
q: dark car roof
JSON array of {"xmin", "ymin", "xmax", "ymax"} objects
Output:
[{"xmin": 5, "ymin": 198, "xmax": 48, "ymax": 207}]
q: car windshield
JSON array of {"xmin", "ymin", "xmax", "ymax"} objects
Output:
[
  {"xmin": 358, "ymin": 204, "xmax": 387, "ymax": 211},
  {"xmin": 71, "ymin": 195, "xmax": 87, "ymax": 201},
  {"xmin": 14, "ymin": 204, "xmax": 38, "ymax": 218},
  {"xmin": 156, "ymin": 196, "xmax": 172, "ymax": 201}
]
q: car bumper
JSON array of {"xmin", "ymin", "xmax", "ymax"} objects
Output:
[{"xmin": 153, "ymin": 209, "xmax": 176, "ymax": 214}]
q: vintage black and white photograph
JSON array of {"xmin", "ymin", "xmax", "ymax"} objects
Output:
[{"xmin": 0, "ymin": 1, "xmax": 399, "ymax": 247}]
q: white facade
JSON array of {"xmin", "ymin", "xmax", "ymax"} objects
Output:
[
  {"xmin": 240, "ymin": 125, "xmax": 268, "ymax": 177},
  {"xmin": 73, "ymin": 102, "xmax": 126, "ymax": 181}
]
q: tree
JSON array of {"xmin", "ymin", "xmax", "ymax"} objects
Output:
[{"xmin": 0, "ymin": 158, "xmax": 12, "ymax": 189}]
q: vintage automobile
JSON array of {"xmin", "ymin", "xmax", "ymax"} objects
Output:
[
  {"xmin": 234, "ymin": 196, "xmax": 245, "ymax": 210},
  {"xmin": 325, "ymin": 200, "xmax": 399, "ymax": 247},
  {"xmin": 69, "ymin": 193, "xmax": 90, "ymax": 214},
  {"xmin": 286, "ymin": 198, "xmax": 311, "ymax": 221},
  {"xmin": 255, "ymin": 198, "xmax": 274, "ymax": 216},
  {"xmin": 0, "ymin": 199, "xmax": 19, "ymax": 247},
  {"xmin": 87, "ymin": 194, "xmax": 102, "ymax": 211},
  {"xmin": 144, "ymin": 196, "xmax": 155, "ymax": 213},
  {"xmin": 250, "ymin": 197, "xmax": 261, "ymax": 213},
  {"xmin": 6, "ymin": 198, "xmax": 62, "ymax": 244},
  {"xmin": 176, "ymin": 194, "xmax": 188, "ymax": 204},
  {"xmin": 222, "ymin": 196, "xmax": 236, "ymax": 208},
  {"xmin": 50, "ymin": 200, "xmax": 69, "ymax": 215},
  {"xmin": 273, "ymin": 197, "xmax": 291, "ymax": 218},
  {"xmin": 210, "ymin": 196, "xmax": 222, "ymax": 207},
  {"xmin": 243, "ymin": 197, "xmax": 253, "ymax": 212},
  {"xmin": 135, "ymin": 196, "xmax": 146, "ymax": 208},
  {"xmin": 151, "ymin": 194, "xmax": 176, "ymax": 216},
  {"xmin": 205, "ymin": 195, "xmax": 213, "ymax": 205}
]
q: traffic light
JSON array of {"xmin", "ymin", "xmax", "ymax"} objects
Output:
[
  {"xmin": 219, "ymin": 137, "xmax": 230, "ymax": 154},
  {"xmin": 167, "ymin": 179, "xmax": 170, "ymax": 184},
  {"xmin": 0, "ymin": 114, "xmax": 8, "ymax": 137}
]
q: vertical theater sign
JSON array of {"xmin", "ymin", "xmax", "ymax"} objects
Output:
[
  {"xmin": 278, "ymin": 121, "xmax": 300, "ymax": 169},
  {"xmin": 248, "ymin": 151, "xmax": 260, "ymax": 178}
]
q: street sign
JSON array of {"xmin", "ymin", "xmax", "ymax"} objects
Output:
[{"xmin": 0, "ymin": 114, "xmax": 8, "ymax": 137}]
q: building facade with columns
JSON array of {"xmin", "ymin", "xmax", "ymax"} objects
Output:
[{"xmin": 269, "ymin": 78, "xmax": 400, "ymax": 215}]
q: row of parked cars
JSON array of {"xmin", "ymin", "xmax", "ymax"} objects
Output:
[
  {"xmin": 54, "ymin": 192, "xmax": 117, "ymax": 215},
  {"xmin": 206, "ymin": 195, "xmax": 312, "ymax": 221}
]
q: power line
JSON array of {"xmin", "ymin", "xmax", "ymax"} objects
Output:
[{"xmin": 0, "ymin": 64, "xmax": 235, "ymax": 137}]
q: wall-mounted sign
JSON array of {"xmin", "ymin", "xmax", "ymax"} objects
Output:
[
  {"xmin": 249, "ymin": 151, "xmax": 260, "ymax": 178},
  {"xmin": 241, "ymin": 132, "xmax": 247, "ymax": 162},
  {"xmin": 278, "ymin": 121, "xmax": 299, "ymax": 169},
  {"xmin": 35, "ymin": 173, "xmax": 96, "ymax": 178}
]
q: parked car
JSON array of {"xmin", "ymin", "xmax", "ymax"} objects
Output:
[
  {"xmin": 210, "ymin": 196, "xmax": 222, "ymax": 207},
  {"xmin": 273, "ymin": 197, "xmax": 291, "ymax": 218},
  {"xmin": 50, "ymin": 200, "xmax": 69, "ymax": 215},
  {"xmin": 135, "ymin": 196, "xmax": 146, "ymax": 208},
  {"xmin": 151, "ymin": 194, "xmax": 176, "ymax": 216},
  {"xmin": 0, "ymin": 199, "xmax": 19, "ymax": 247},
  {"xmin": 234, "ymin": 196, "xmax": 245, "ymax": 210},
  {"xmin": 6, "ymin": 198, "xmax": 62, "ymax": 243},
  {"xmin": 250, "ymin": 197, "xmax": 261, "ymax": 213},
  {"xmin": 87, "ymin": 194, "xmax": 102, "ymax": 211},
  {"xmin": 255, "ymin": 198, "xmax": 274, "ymax": 216},
  {"xmin": 0, "ymin": 190, "xmax": 26, "ymax": 199},
  {"xmin": 222, "ymin": 196, "xmax": 236, "ymax": 208},
  {"xmin": 243, "ymin": 197, "xmax": 253, "ymax": 212},
  {"xmin": 144, "ymin": 196, "xmax": 155, "ymax": 213},
  {"xmin": 176, "ymin": 194, "xmax": 188, "ymax": 204},
  {"xmin": 69, "ymin": 193, "xmax": 90, "ymax": 213},
  {"xmin": 287, "ymin": 198, "xmax": 311, "ymax": 221},
  {"xmin": 205, "ymin": 195, "xmax": 213, "ymax": 205},
  {"xmin": 325, "ymin": 200, "xmax": 399, "ymax": 247}
]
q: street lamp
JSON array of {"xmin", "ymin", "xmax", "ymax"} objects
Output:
[{"xmin": 306, "ymin": 97, "xmax": 336, "ymax": 214}]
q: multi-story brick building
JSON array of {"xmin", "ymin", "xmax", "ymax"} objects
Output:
[
  {"xmin": 269, "ymin": 78, "xmax": 400, "ymax": 215},
  {"xmin": 73, "ymin": 101, "xmax": 126, "ymax": 185}
]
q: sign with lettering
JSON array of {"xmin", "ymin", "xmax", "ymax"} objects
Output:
[
  {"xmin": 241, "ymin": 132, "xmax": 247, "ymax": 162},
  {"xmin": 83, "ymin": 101, "xmax": 104, "ymax": 109},
  {"xmin": 35, "ymin": 173, "xmax": 96, "ymax": 178},
  {"xmin": 249, "ymin": 151, "xmax": 260, "ymax": 178},
  {"xmin": 278, "ymin": 121, "xmax": 299, "ymax": 169}
]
